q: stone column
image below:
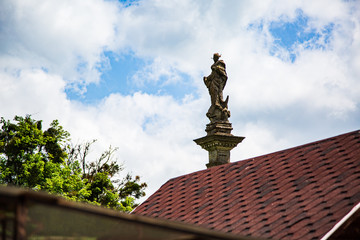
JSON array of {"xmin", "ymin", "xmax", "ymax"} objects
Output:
[{"xmin": 194, "ymin": 121, "xmax": 244, "ymax": 168}]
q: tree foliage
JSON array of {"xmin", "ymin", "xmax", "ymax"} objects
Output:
[{"xmin": 0, "ymin": 115, "xmax": 146, "ymax": 212}]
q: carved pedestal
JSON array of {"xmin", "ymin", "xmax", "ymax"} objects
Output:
[{"xmin": 194, "ymin": 121, "xmax": 244, "ymax": 168}]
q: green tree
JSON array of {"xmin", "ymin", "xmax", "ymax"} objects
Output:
[
  {"xmin": 0, "ymin": 115, "xmax": 146, "ymax": 212},
  {"xmin": 0, "ymin": 115, "xmax": 69, "ymax": 188},
  {"xmin": 68, "ymin": 140, "xmax": 147, "ymax": 211}
]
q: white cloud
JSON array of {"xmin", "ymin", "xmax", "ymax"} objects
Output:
[
  {"xmin": 0, "ymin": 0, "xmax": 119, "ymax": 85},
  {"xmin": 0, "ymin": 68, "xmax": 70, "ymax": 122},
  {"xmin": 130, "ymin": 58, "xmax": 184, "ymax": 87},
  {"xmin": 61, "ymin": 92, "xmax": 208, "ymax": 197},
  {"xmin": 115, "ymin": 0, "xmax": 359, "ymax": 118},
  {"xmin": 0, "ymin": 66, "xmax": 207, "ymax": 197}
]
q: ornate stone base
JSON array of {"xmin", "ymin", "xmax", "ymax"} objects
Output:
[
  {"xmin": 194, "ymin": 134, "xmax": 245, "ymax": 168},
  {"xmin": 205, "ymin": 121, "xmax": 233, "ymax": 135}
]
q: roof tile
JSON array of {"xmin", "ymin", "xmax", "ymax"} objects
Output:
[{"xmin": 133, "ymin": 130, "xmax": 360, "ymax": 240}]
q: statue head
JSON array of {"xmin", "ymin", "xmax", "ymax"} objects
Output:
[{"xmin": 213, "ymin": 53, "xmax": 221, "ymax": 62}]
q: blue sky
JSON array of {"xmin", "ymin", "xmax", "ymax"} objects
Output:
[
  {"xmin": 66, "ymin": 7, "xmax": 336, "ymax": 103},
  {"xmin": 66, "ymin": 51, "xmax": 197, "ymax": 104},
  {"xmin": 268, "ymin": 10, "xmax": 334, "ymax": 62},
  {"xmin": 1, "ymin": 0, "xmax": 359, "ymax": 200},
  {"xmin": 65, "ymin": 53, "xmax": 148, "ymax": 103}
]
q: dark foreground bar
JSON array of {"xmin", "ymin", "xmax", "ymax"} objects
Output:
[{"xmin": 0, "ymin": 186, "xmax": 261, "ymax": 240}]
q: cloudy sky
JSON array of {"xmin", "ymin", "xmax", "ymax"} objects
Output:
[{"xmin": 1, "ymin": 0, "xmax": 359, "ymax": 201}]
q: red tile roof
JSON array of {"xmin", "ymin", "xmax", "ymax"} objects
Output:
[{"xmin": 133, "ymin": 130, "xmax": 360, "ymax": 240}]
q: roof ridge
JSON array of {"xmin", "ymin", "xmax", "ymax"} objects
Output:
[
  {"xmin": 238, "ymin": 129, "xmax": 360, "ymax": 163},
  {"xmin": 165, "ymin": 129, "xmax": 360, "ymax": 183}
]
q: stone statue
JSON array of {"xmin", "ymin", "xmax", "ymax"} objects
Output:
[
  {"xmin": 195, "ymin": 53, "xmax": 244, "ymax": 168},
  {"xmin": 203, "ymin": 53, "xmax": 230, "ymax": 123}
]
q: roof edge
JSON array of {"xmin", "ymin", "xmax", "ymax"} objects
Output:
[{"xmin": 320, "ymin": 202, "xmax": 360, "ymax": 240}]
